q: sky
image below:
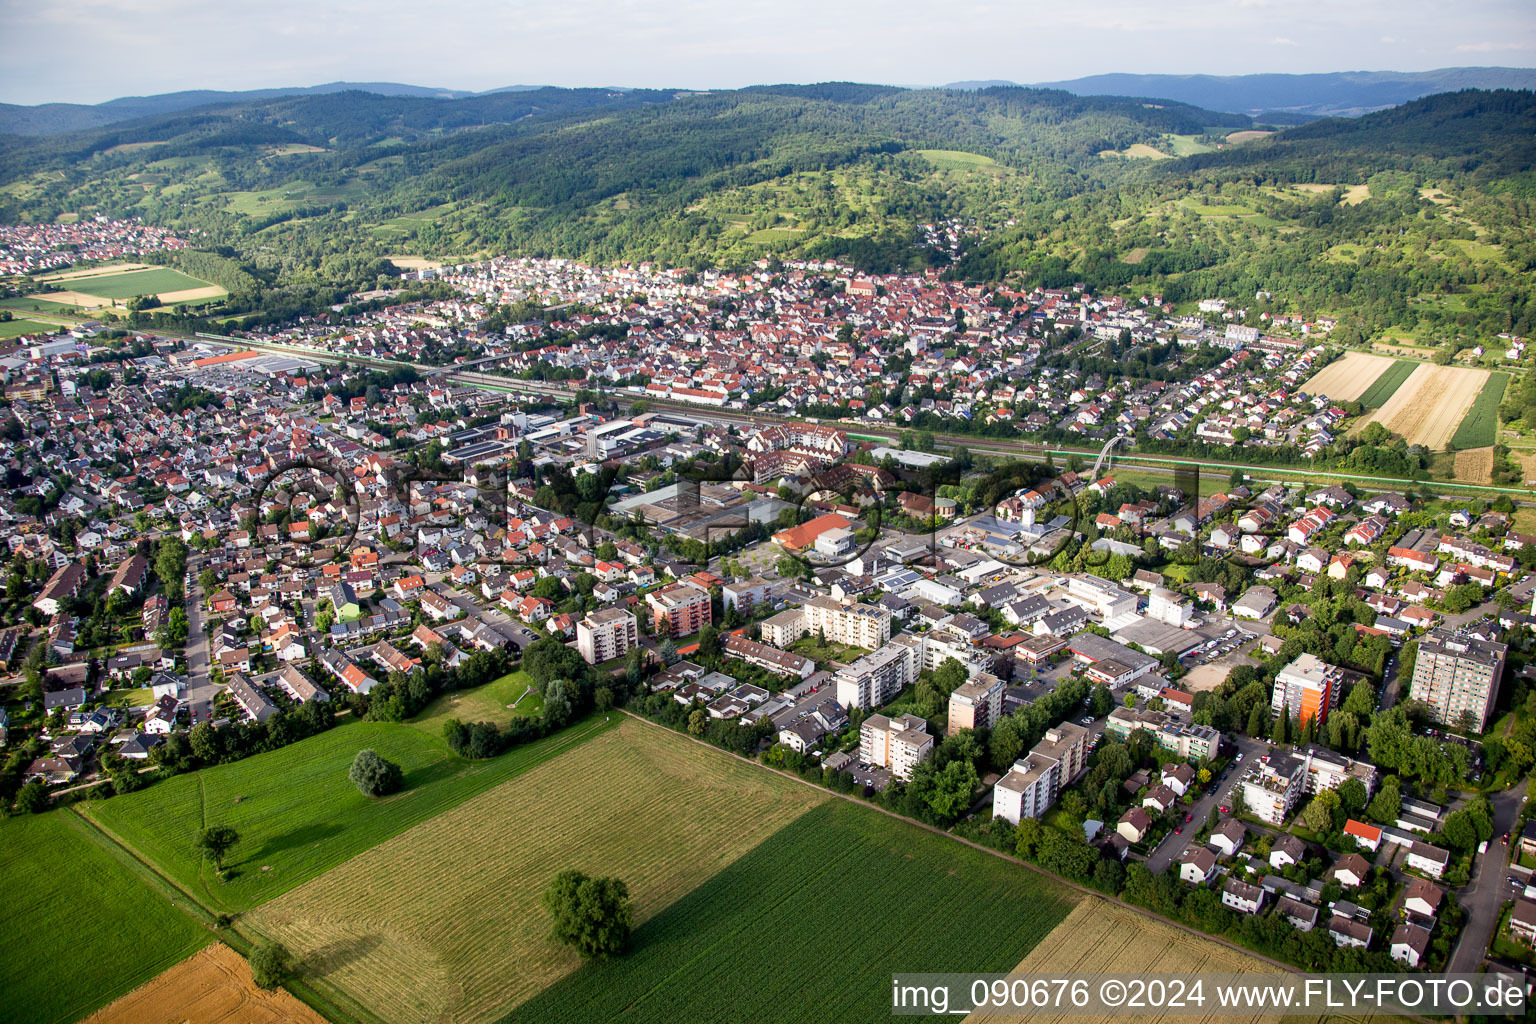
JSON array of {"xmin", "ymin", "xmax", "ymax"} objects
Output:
[{"xmin": 1, "ymin": 0, "xmax": 1533, "ymax": 106}]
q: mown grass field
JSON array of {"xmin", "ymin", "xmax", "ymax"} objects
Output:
[
  {"xmin": 505, "ymin": 797, "xmax": 1077, "ymax": 1024},
  {"xmin": 408, "ymin": 669, "xmax": 542, "ymax": 736},
  {"xmin": 914, "ymin": 148, "xmax": 997, "ymax": 169},
  {"xmin": 0, "ymin": 317, "xmax": 56, "ymax": 340},
  {"xmin": 53, "ymin": 266, "xmax": 209, "ymax": 300},
  {"xmin": 1451, "ymin": 371, "xmax": 1510, "ymax": 450},
  {"xmin": 1356, "ymin": 357, "xmax": 1418, "ymax": 408},
  {"xmin": 0, "ymin": 295, "xmax": 82, "ymax": 313},
  {"xmin": 247, "ymin": 719, "xmax": 828, "ymax": 1024},
  {"xmin": 86, "ymin": 713, "xmax": 616, "ymax": 913},
  {"xmin": 0, "ymin": 811, "xmax": 212, "ymax": 1024}
]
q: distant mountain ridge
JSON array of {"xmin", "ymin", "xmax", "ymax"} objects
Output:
[
  {"xmin": 0, "ymin": 82, "xmax": 548, "ymax": 136},
  {"xmin": 6, "ymin": 67, "xmax": 1533, "ymax": 137},
  {"xmin": 996, "ymin": 67, "xmax": 1536, "ymax": 118}
]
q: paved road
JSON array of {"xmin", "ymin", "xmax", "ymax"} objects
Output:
[
  {"xmin": 1448, "ymin": 786, "xmax": 1527, "ymax": 974},
  {"xmin": 1144, "ymin": 735, "xmax": 1269, "ymax": 875},
  {"xmin": 182, "ymin": 564, "xmax": 219, "ymax": 725},
  {"xmin": 1378, "ymin": 650, "xmax": 1404, "ymax": 710}
]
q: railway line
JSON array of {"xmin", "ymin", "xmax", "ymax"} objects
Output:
[{"xmin": 192, "ymin": 332, "xmax": 1536, "ymax": 499}]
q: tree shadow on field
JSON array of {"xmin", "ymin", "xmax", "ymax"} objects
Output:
[
  {"xmin": 249, "ymin": 821, "xmax": 344, "ymax": 861},
  {"xmin": 300, "ymin": 933, "xmax": 385, "ymax": 976}
]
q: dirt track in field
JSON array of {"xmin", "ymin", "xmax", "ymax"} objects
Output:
[{"xmin": 80, "ymin": 943, "xmax": 327, "ymax": 1024}]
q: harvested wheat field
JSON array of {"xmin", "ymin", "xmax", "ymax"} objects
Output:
[
  {"xmin": 387, "ymin": 255, "xmax": 445, "ymax": 271},
  {"xmin": 1365, "ymin": 363, "xmax": 1490, "ymax": 449},
  {"xmin": 1298, "ymin": 351, "xmax": 1396, "ymax": 402},
  {"xmin": 80, "ymin": 943, "xmax": 327, "ymax": 1024},
  {"xmin": 966, "ymin": 901, "xmax": 1391, "ymax": 1024},
  {"xmin": 1455, "ymin": 447, "xmax": 1494, "ymax": 484},
  {"xmin": 25, "ymin": 289, "xmax": 107, "ymax": 309},
  {"xmin": 1515, "ymin": 452, "xmax": 1536, "ymax": 486},
  {"xmin": 247, "ymin": 720, "xmax": 825, "ymax": 1024},
  {"xmin": 153, "ymin": 285, "xmax": 226, "ymax": 303},
  {"xmin": 35, "ymin": 261, "xmax": 151, "ymax": 282}
]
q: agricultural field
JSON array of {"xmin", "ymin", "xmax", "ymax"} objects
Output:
[
  {"xmin": 1454, "ymin": 447, "xmax": 1494, "ymax": 484},
  {"xmin": 506, "ymin": 795, "xmax": 1075, "ymax": 1024},
  {"xmin": 1101, "ymin": 143, "xmax": 1170, "ymax": 159},
  {"xmin": 1362, "ymin": 363, "xmax": 1491, "ymax": 450},
  {"xmin": 408, "ymin": 669, "xmax": 542, "ymax": 736},
  {"xmin": 27, "ymin": 266, "xmax": 223, "ymax": 307},
  {"xmin": 0, "ymin": 811, "xmax": 212, "ymax": 1024},
  {"xmin": 1225, "ymin": 129, "xmax": 1274, "ymax": 144},
  {"xmin": 1355, "ymin": 358, "xmax": 1418, "ymax": 409},
  {"xmin": 1450, "ymin": 371, "xmax": 1509, "ymax": 450},
  {"xmin": 35, "ymin": 260, "xmax": 153, "ymax": 281},
  {"xmin": 1167, "ymin": 134, "xmax": 1215, "ymax": 156},
  {"xmin": 966, "ymin": 900, "xmax": 1393, "ymax": 1024},
  {"xmin": 0, "ymin": 295, "xmax": 85, "ymax": 313},
  {"xmin": 86, "ymin": 714, "xmax": 616, "ymax": 913},
  {"xmin": 915, "ymin": 149, "xmax": 998, "ymax": 169},
  {"xmin": 1299, "ymin": 351, "xmax": 1396, "ymax": 402},
  {"xmin": 80, "ymin": 944, "xmax": 327, "ymax": 1024},
  {"xmin": 0, "ymin": 317, "xmax": 57, "ymax": 340},
  {"xmin": 246, "ymin": 720, "xmax": 829, "ymax": 1024}
]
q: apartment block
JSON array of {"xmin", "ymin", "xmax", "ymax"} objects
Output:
[
  {"xmin": 992, "ymin": 721, "xmax": 1090, "ymax": 824},
  {"xmin": 860, "ymin": 712, "xmax": 933, "ymax": 780},
  {"xmin": 645, "ymin": 581, "xmax": 712, "ymax": 637},
  {"xmin": 802, "ymin": 595, "xmax": 892, "ymax": 649},
  {"xmin": 1239, "ymin": 753, "xmax": 1305, "ymax": 826},
  {"xmin": 575, "ymin": 607, "xmax": 639, "ymax": 665},
  {"xmin": 1271, "ymin": 653, "xmax": 1341, "ymax": 727},
  {"xmin": 722, "ymin": 577, "xmax": 773, "ymax": 615},
  {"xmin": 1409, "ymin": 626, "xmax": 1508, "ymax": 733},
  {"xmin": 947, "ymin": 672, "xmax": 1006, "ymax": 736},
  {"xmin": 758, "ymin": 606, "xmax": 807, "ymax": 647},
  {"xmin": 1295, "ymin": 743, "xmax": 1377, "ymax": 797},
  {"xmin": 834, "ymin": 639, "xmax": 919, "ymax": 709}
]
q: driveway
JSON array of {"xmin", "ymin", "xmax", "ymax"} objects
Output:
[
  {"xmin": 1144, "ymin": 734, "xmax": 1268, "ymax": 874},
  {"xmin": 1448, "ymin": 786, "xmax": 1526, "ymax": 973}
]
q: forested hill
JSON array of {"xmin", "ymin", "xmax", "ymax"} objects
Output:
[
  {"xmin": 0, "ymin": 84, "xmax": 1250, "ymax": 272},
  {"xmin": 950, "ymin": 89, "xmax": 1536, "ymax": 340},
  {"xmin": 0, "ymin": 84, "xmax": 1532, "ymax": 339},
  {"xmin": 1179, "ymin": 89, "xmax": 1536, "ymax": 183}
]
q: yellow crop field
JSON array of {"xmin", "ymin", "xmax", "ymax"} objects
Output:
[
  {"xmin": 967, "ymin": 900, "xmax": 1396, "ymax": 1024},
  {"xmin": 80, "ymin": 944, "xmax": 328, "ymax": 1024},
  {"xmin": 1363, "ymin": 363, "xmax": 1490, "ymax": 450},
  {"xmin": 1299, "ymin": 351, "xmax": 1396, "ymax": 402}
]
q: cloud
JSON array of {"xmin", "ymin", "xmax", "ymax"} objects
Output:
[
  {"xmin": 1455, "ymin": 40, "xmax": 1533, "ymax": 52},
  {"xmin": 1270, "ymin": 36, "xmax": 1299, "ymax": 46}
]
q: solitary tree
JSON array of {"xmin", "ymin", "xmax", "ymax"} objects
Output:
[
  {"xmin": 248, "ymin": 941, "xmax": 292, "ymax": 990},
  {"xmin": 542, "ymin": 869, "xmax": 633, "ymax": 959},
  {"xmin": 349, "ymin": 749, "xmax": 404, "ymax": 797},
  {"xmin": 198, "ymin": 824, "xmax": 239, "ymax": 872}
]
